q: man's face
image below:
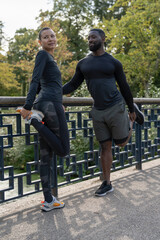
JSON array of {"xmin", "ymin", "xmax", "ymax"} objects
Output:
[{"xmin": 88, "ymin": 31, "xmax": 102, "ymax": 52}]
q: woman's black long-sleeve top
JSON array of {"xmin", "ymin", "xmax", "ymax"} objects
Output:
[{"xmin": 24, "ymin": 50, "xmax": 62, "ymax": 110}]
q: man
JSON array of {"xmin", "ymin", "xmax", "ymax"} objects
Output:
[{"xmin": 63, "ymin": 29, "xmax": 144, "ymax": 197}]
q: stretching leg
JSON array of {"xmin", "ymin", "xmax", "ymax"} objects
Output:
[
  {"xmin": 32, "ymin": 101, "xmax": 70, "ymax": 157},
  {"xmin": 116, "ymin": 121, "xmax": 133, "ymax": 148}
]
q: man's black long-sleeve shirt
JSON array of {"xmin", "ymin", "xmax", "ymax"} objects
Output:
[{"xmin": 63, "ymin": 52, "xmax": 134, "ymax": 113}]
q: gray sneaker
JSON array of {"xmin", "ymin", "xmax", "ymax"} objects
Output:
[
  {"xmin": 26, "ymin": 110, "xmax": 44, "ymax": 124},
  {"xmin": 41, "ymin": 196, "xmax": 65, "ymax": 212},
  {"xmin": 95, "ymin": 181, "xmax": 114, "ymax": 197}
]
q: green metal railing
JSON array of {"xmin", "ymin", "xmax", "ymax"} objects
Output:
[{"xmin": 0, "ymin": 97, "xmax": 160, "ymax": 203}]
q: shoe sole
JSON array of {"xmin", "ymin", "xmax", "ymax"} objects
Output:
[
  {"xmin": 16, "ymin": 107, "xmax": 23, "ymax": 112},
  {"xmin": 134, "ymin": 103, "xmax": 144, "ymax": 125},
  {"xmin": 41, "ymin": 204, "xmax": 65, "ymax": 212},
  {"xmin": 26, "ymin": 110, "xmax": 44, "ymax": 124},
  {"xmin": 95, "ymin": 187, "xmax": 114, "ymax": 197},
  {"xmin": 31, "ymin": 110, "xmax": 44, "ymax": 119}
]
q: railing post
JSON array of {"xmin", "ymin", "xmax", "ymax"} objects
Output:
[{"xmin": 135, "ymin": 104, "xmax": 142, "ymax": 170}]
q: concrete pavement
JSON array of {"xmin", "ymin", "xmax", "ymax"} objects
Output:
[{"xmin": 0, "ymin": 159, "xmax": 160, "ymax": 240}]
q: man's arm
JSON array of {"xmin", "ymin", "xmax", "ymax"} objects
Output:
[
  {"xmin": 114, "ymin": 59, "xmax": 134, "ymax": 113},
  {"xmin": 63, "ymin": 63, "xmax": 84, "ymax": 95}
]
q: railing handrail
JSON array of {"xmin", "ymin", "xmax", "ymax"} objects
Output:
[
  {"xmin": 0, "ymin": 96, "xmax": 160, "ymax": 107},
  {"xmin": 0, "ymin": 96, "xmax": 93, "ymax": 107}
]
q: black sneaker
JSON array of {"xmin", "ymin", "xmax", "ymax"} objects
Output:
[
  {"xmin": 134, "ymin": 103, "xmax": 144, "ymax": 125},
  {"xmin": 95, "ymin": 181, "xmax": 114, "ymax": 197}
]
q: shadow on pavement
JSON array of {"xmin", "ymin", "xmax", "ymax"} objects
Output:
[{"xmin": 0, "ymin": 163, "xmax": 160, "ymax": 240}]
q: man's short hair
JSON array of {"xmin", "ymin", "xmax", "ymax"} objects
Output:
[{"xmin": 89, "ymin": 29, "xmax": 105, "ymax": 38}]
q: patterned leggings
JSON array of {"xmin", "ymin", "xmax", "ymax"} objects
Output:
[{"xmin": 32, "ymin": 101, "xmax": 70, "ymax": 202}]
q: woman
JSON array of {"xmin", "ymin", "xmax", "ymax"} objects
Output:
[{"xmin": 20, "ymin": 27, "xmax": 70, "ymax": 212}]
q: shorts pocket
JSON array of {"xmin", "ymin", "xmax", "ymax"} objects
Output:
[
  {"xmin": 118, "ymin": 101, "xmax": 125, "ymax": 113},
  {"xmin": 90, "ymin": 108, "xmax": 100, "ymax": 120}
]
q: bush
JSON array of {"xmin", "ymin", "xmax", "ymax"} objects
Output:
[{"xmin": 4, "ymin": 137, "xmax": 35, "ymax": 170}]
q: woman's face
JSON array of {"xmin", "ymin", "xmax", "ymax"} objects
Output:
[{"xmin": 39, "ymin": 29, "xmax": 57, "ymax": 52}]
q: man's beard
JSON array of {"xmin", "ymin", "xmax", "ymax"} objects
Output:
[{"xmin": 89, "ymin": 41, "xmax": 102, "ymax": 51}]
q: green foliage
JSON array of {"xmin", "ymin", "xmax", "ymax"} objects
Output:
[
  {"xmin": 48, "ymin": 0, "xmax": 126, "ymax": 60},
  {"xmin": 70, "ymin": 134, "xmax": 90, "ymax": 159},
  {"xmin": 93, "ymin": 0, "xmax": 128, "ymax": 20},
  {"xmin": 7, "ymin": 29, "xmax": 39, "ymax": 96},
  {"xmin": 99, "ymin": 0, "xmax": 160, "ymax": 97},
  {"xmin": 7, "ymin": 28, "xmax": 38, "ymax": 63},
  {"xmin": 72, "ymin": 82, "xmax": 89, "ymax": 97},
  {"xmin": 0, "ymin": 54, "xmax": 20, "ymax": 95},
  {"xmin": 4, "ymin": 137, "xmax": 35, "ymax": 170},
  {"xmin": 0, "ymin": 0, "xmax": 160, "ymax": 97},
  {"xmin": 137, "ymin": 78, "xmax": 160, "ymax": 98}
]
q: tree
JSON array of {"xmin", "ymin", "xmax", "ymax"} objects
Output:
[
  {"xmin": 0, "ymin": 54, "xmax": 20, "ymax": 96},
  {"xmin": 93, "ymin": 0, "xmax": 128, "ymax": 20},
  {"xmin": 100, "ymin": 0, "xmax": 160, "ymax": 96},
  {"xmin": 39, "ymin": 0, "xmax": 124, "ymax": 60},
  {"xmin": 7, "ymin": 29, "xmax": 39, "ymax": 95},
  {"xmin": 7, "ymin": 28, "xmax": 38, "ymax": 63}
]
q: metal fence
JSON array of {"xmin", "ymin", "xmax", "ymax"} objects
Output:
[{"xmin": 0, "ymin": 97, "xmax": 160, "ymax": 203}]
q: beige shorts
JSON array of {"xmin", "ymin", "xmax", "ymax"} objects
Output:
[{"xmin": 90, "ymin": 100, "xmax": 130, "ymax": 144}]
